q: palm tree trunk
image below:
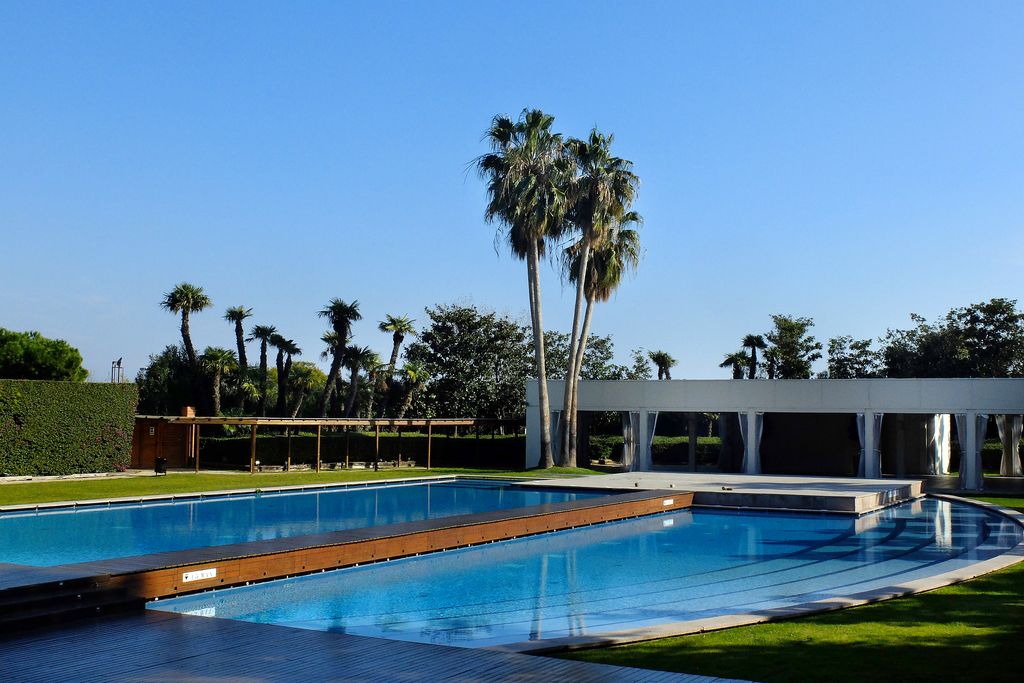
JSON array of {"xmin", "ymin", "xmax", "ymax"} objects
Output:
[
  {"xmin": 396, "ymin": 384, "xmax": 418, "ymax": 420},
  {"xmin": 181, "ymin": 311, "xmax": 196, "ymax": 368},
  {"xmin": 379, "ymin": 336, "xmax": 402, "ymax": 415},
  {"xmin": 211, "ymin": 369, "xmax": 222, "ymax": 416},
  {"xmin": 566, "ymin": 296, "xmax": 596, "ymax": 468},
  {"xmin": 234, "ymin": 322, "xmax": 248, "ymax": 373},
  {"xmin": 561, "ymin": 240, "xmax": 591, "ymax": 466},
  {"xmin": 319, "ymin": 351, "xmax": 343, "ymax": 418},
  {"xmin": 527, "ymin": 241, "xmax": 554, "ymax": 469},
  {"xmin": 258, "ymin": 341, "xmax": 269, "ymax": 416},
  {"xmin": 290, "ymin": 388, "xmax": 307, "ymax": 418},
  {"xmin": 344, "ymin": 371, "xmax": 360, "ymax": 417},
  {"xmin": 274, "ymin": 349, "xmax": 286, "ymax": 416},
  {"xmin": 748, "ymin": 346, "xmax": 757, "ymax": 379}
]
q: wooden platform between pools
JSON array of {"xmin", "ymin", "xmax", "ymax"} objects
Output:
[
  {"xmin": 0, "ymin": 488, "xmax": 692, "ymax": 629},
  {"xmin": 530, "ymin": 472, "xmax": 923, "ymax": 514}
]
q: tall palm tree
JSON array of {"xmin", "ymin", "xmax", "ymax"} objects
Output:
[
  {"xmin": 288, "ymin": 364, "xmax": 317, "ymax": 418},
  {"xmin": 342, "ymin": 345, "xmax": 378, "ymax": 417},
  {"xmin": 648, "ymin": 350, "xmax": 677, "ymax": 380},
  {"xmin": 560, "ymin": 130, "xmax": 639, "ymax": 466},
  {"xmin": 318, "ymin": 299, "xmax": 362, "ymax": 417},
  {"xmin": 563, "ymin": 216, "xmax": 642, "ymax": 466},
  {"xmin": 160, "ymin": 283, "xmax": 212, "ymax": 369},
  {"xmin": 377, "ymin": 314, "xmax": 416, "ymax": 415},
  {"xmin": 276, "ymin": 339, "xmax": 301, "ymax": 417},
  {"xmin": 476, "ymin": 108, "xmax": 573, "ymax": 468},
  {"xmin": 200, "ymin": 346, "xmax": 236, "ymax": 416},
  {"xmin": 270, "ymin": 333, "xmax": 287, "ymax": 416},
  {"xmin": 223, "ymin": 307, "xmax": 252, "ymax": 374},
  {"xmin": 720, "ymin": 351, "xmax": 749, "ymax": 379},
  {"xmin": 395, "ymin": 360, "xmax": 429, "ymax": 420},
  {"xmin": 247, "ymin": 324, "xmax": 277, "ymax": 416},
  {"xmin": 742, "ymin": 334, "xmax": 767, "ymax": 379}
]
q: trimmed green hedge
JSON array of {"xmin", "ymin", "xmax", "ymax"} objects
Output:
[
  {"xmin": 199, "ymin": 431, "xmax": 526, "ymax": 470},
  {"xmin": 0, "ymin": 379, "xmax": 138, "ymax": 475}
]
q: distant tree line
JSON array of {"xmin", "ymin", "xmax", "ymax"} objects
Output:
[
  {"xmin": 719, "ymin": 298, "xmax": 1024, "ymax": 380},
  {"xmin": 136, "ymin": 285, "xmax": 662, "ymax": 420}
]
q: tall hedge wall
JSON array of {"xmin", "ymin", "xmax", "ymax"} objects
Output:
[{"xmin": 0, "ymin": 379, "xmax": 138, "ymax": 475}]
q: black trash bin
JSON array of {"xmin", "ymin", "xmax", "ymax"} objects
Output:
[{"xmin": 155, "ymin": 457, "xmax": 168, "ymax": 475}]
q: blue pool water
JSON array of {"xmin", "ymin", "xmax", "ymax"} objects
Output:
[
  {"xmin": 0, "ymin": 479, "xmax": 601, "ymax": 566},
  {"xmin": 151, "ymin": 498, "xmax": 1021, "ymax": 648}
]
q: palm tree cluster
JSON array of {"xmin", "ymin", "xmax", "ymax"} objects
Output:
[
  {"xmin": 156, "ymin": 283, "xmax": 425, "ymax": 419},
  {"xmin": 476, "ymin": 109, "xmax": 644, "ymax": 468}
]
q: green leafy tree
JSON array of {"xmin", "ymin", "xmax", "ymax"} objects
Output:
[
  {"xmin": 827, "ymin": 336, "xmax": 881, "ymax": 378},
  {"xmin": 648, "ymin": 350, "xmax": 677, "ymax": 380},
  {"xmin": 318, "ymin": 299, "xmax": 361, "ymax": 417},
  {"xmin": 200, "ymin": 346, "xmax": 236, "ymax": 416},
  {"xmin": 288, "ymin": 362, "xmax": 325, "ymax": 417},
  {"xmin": 626, "ymin": 348, "xmax": 653, "ymax": 380},
  {"xmin": 377, "ymin": 314, "xmax": 416, "ymax": 415},
  {"xmin": 765, "ymin": 315, "xmax": 822, "ymax": 379},
  {"xmin": 246, "ymin": 324, "xmax": 277, "ymax": 416},
  {"xmin": 0, "ymin": 329, "xmax": 88, "ymax": 381},
  {"xmin": 160, "ymin": 283, "xmax": 212, "ymax": 370},
  {"xmin": 135, "ymin": 345, "xmax": 191, "ymax": 414},
  {"xmin": 476, "ymin": 109, "xmax": 573, "ymax": 468},
  {"xmin": 405, "ymin": 303, "xmax": 532, "ymax": 419},
  {"xmin": 881, "ymin": 298, "xmax": 1024, "ymax": 377}
]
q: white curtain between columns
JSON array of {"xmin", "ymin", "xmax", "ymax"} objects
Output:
[
  {"xmin": 738, "ymin": 412, "xmax": 764, "ymax": 474},
  {"xmin": 995, "ymin": 414, "xmax": 1023, "ymax": 477},
  {"xmin": 621, "ymin": 412, "xmax": 639, "ymax": 471},
  {"xmin": 646, "ymin": 411, "xmax": 659, "ymax": 471},
  {"xmin": 955, "ymin": 413, "xmax": 989, "ymax": 491},
  {"xmin": 856, "ymin": 413, "xmax": 884, "ymax": 478},
  {"xmin": 926, "ymin": 414, "xmax": 952, "ymax": 475}
]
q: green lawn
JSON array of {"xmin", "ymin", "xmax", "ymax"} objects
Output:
[
  {"xmin": 564, "ymin": 494, "xmax": 1024, "ymax": 683},
  {"xmin": 0, "ymin": 467, "xmax": 602, "ymax": 506}
]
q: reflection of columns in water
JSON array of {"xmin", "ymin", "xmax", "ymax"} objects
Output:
[
  {"xmin": 529, "ymin": 554, "xmax": 549, "ymax": 641},
  {"xmin": 564, "ymin": 548, "xmax": 585, "ymax": 636},
  {"xmin": 934, "ymin": 500, "xmax": 953, "ymax": 551},
  {"xmin": 744, "ymin": 518, "xmax": 761, "ymax": 560}
]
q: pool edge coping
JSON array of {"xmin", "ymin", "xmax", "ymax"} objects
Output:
[{"xmin": 486, "ymin": 492, "xmax": 1024, "ymax": 655}]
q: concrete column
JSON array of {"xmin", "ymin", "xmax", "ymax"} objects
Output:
[
  {"xmin": 743, "ymin": 410, "xmax": 760, "ymax": 474},
  {"xmin": 863, "ymin": 410, "xmax": 878, "ymax": 479}
]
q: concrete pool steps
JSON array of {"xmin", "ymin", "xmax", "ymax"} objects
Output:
[
  {"xmin": 531, "ymin": 472, "xmax": 923, "ymax": 514},
  {"xmin": 0, "ymin": 488, "xmax": 692, "ymax": 629}
]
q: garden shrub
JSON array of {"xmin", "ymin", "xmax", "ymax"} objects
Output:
[{"xmin": 0, "ymin": 379, "xmax": 138, "ymax": 475}]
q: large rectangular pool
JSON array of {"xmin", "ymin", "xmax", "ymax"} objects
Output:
[{"xmin": 0, "ymin": 478, "xmax": 602, "ymax": 566}]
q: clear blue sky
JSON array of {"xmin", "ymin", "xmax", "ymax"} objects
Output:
[{"xmin": 2, "ymin": 1, "xmax": 1022, "ymax": 381}]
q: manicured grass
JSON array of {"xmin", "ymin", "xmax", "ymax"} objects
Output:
[
  {"xmin": 0, "ymin": 467, "xmax": 603, "ymax": 506},
  {"xmin": 563, "ymin": 494, "xmax": 1024, "ymax": 683}
]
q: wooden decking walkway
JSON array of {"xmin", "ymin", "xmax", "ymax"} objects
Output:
[{"xmin": 0, "ymin": 610, "xmax": 752, "ymax": 682}]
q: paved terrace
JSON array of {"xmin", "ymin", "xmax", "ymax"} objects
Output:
[
  {"xmin": 532, "ymin": 472, "xmax": 922, "ymax": 514},
  {"xmin": 0, "ymin": 610, "xmax": 752, "ymax": 682}
]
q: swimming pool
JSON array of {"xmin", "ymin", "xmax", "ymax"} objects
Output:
[
  {"xmin": 0, "ymin": 479, "xmax": 601, "ymax": 566},
  {"xmin": 151, "ymin": 497, "xmax": 1022, "ymax": 648}
]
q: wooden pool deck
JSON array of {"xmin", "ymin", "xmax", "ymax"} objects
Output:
[
  {"xmin": 530, "ymin": 472, "xmax": 922, "ymax": 514},
  {"xmin": 0, "ymin": 610, "xmax": 753, "ymax": 682}
]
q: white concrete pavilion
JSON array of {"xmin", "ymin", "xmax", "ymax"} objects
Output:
[{"xmin": 526, "ymin": 378, "xmax": 1024, "ymax": 491}]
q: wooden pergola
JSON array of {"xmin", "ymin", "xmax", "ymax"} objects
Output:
[{"xmin": 166, "ymin": 417, "xmax": 524, "ymax": 474}]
